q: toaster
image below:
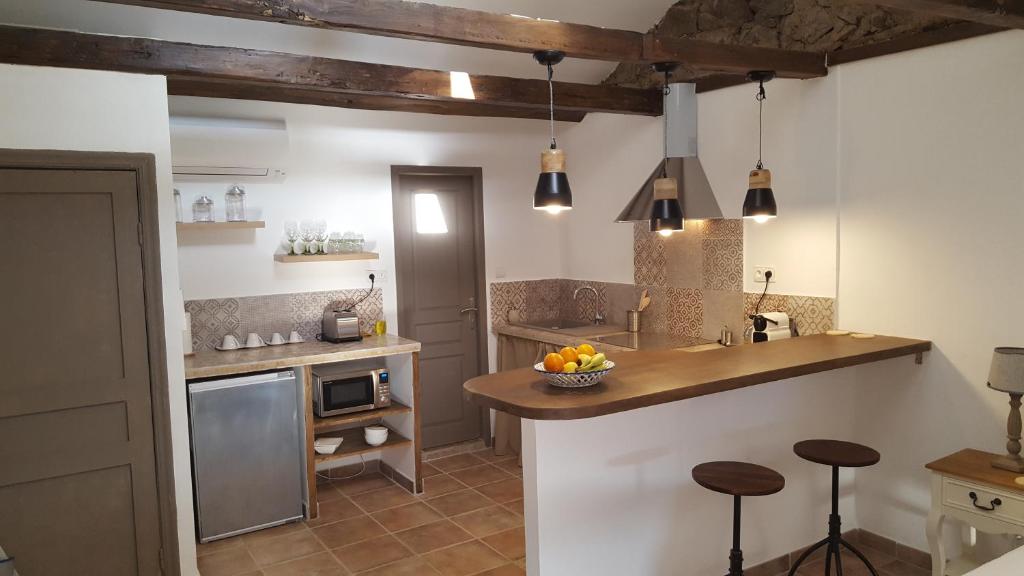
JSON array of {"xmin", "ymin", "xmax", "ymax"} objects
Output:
[{"xmin": 321, "ymin": 306, "xmax": 363, "ymax": 343}]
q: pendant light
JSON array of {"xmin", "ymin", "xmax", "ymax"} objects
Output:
[
  {"xmin": 533, "ymin": 50, "xmax": 572, "ymax": 214},
  {"xmin": 743, "ymin": 71, "xmax": 778, "ymax": 223},
  {"xmin": 650, "ymin": 62, "xmax": 684, "ymax": 237}
]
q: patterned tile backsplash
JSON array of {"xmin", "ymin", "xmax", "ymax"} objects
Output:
[{"xmin": 186, "ymin": 288, "xmax": 384, "ymax": 352}]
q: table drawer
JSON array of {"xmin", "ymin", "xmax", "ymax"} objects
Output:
[{"xmin": 944, "ymin": 478, "xmax": 1024, "ymax": 525}]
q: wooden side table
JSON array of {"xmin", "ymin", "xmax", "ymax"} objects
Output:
[{"xmin": 926, "ymin": 449, "xmax": 1024, "ymax": 576}]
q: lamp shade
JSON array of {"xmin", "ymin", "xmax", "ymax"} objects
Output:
[
  {"xmin": 534, "ymin": 148, "xmax": 572, "ymax": 213},
  {"xmin": 742, "ymin": 168, "xmax": 777, "ymax": 221},
  {"xmin": 650, "ymin": 176, "xmax": 683, "ymax": 234},
  {"xmin": 989, "ymin": 347, "xmax": 1024, "ymax": 394}
]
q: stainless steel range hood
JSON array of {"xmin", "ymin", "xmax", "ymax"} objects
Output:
[{"xmin": 616, "ymin": 83, "xmax": 722, "ymax": 223}]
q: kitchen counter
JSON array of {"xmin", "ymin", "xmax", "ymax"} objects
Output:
[
  {"xmin": 466, "ymin": 333, "xmax": 931, "ymax": 420},
  {"xmin": 496, "ymin": 323, "xmax": 715, "ymax": 353},
  {"xmin": 185, "ymin": 334, "xmax": 421, "ymax": 379}
]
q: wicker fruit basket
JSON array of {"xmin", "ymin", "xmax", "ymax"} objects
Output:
[{"xmin": 534, "ymin": 361, "xmax": 615, "ymax": 388}]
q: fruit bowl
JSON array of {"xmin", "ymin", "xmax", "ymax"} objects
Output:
[{"xmin": 534, "ymin": 360, "xmax": 615, "ymax": 388}]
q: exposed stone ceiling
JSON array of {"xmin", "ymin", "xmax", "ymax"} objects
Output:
[{"xmin": 605, "ymin": 0, "xmax": 956, "ymax": 87}]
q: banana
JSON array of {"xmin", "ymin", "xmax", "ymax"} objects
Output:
[{"xmin": 581, "ymin": 353, "xmax": 606, "ymax": 372}]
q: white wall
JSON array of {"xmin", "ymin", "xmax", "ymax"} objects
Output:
[
  {"xmin": 561, "ymin": 79, "xmax": 839, "ymax": 298},
  {"xmin": 837, "ymin": 30, "xmax": 1024, "ymax": 551},
  {"xmin": 0, "ymin": 65, "xmax": 198, "ymax": 574}
]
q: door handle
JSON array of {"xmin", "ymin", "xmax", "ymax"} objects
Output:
[
  {"xmin": 969, "ymin": 491, "xmax": 1002, "ymax": 511},
  {"xmin": 459, "ymin": 307, "xmax": 479, "ymax": 314}
]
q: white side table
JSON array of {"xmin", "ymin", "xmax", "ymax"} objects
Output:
[{"xmin": 926, "ymin": 449, "xmax": 1024, "ymax": 576}]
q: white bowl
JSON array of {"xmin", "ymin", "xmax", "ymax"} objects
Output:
[
  {"xmin": 314, "ymin": 437, "xmax": 343, "ymax": 455},
  {"xmin": 364, "ymin": 425, "xmax": 389, "ymax": 447}
]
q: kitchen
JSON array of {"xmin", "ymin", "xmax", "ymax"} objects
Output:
[{"xmin": 0, "ymin": 1, "xmax": 1023, "ymax": 576}]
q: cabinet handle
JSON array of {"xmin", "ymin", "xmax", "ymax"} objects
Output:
[{"xmin": 969, "ymin": 491, "xmax": 1002, "ymax": 511}]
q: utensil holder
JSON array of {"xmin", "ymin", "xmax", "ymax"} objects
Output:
[{"xmin": 627, "ymin": 310, "xmax": 640, "ymax": 333}]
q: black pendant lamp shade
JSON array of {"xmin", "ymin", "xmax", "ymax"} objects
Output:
[
  {"xmin": 649, "ymin": 62, "xmax": 684, "ymax": 236},
  {"xmin": 742, "ymin": 71, "xmax": 778, "ymax": 223},
  {"xmin": 533, "ymin": 50, "xmax": 572, "ymax": 214}
]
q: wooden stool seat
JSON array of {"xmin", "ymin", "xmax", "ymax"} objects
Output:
[
  {"xmin": 794, "ymin": 439, "xmax": 880, "ymax": 468},
  {"xmin": 692, "ymin": 461, "xmax": 785, "ymax": 497}
]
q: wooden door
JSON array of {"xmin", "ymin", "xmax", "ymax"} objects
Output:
[
  {"xmin": 393, "ymin": 168, "xmax": 488, "ymax": 449},
  {"xmin": 0, "ymin": 165, "xmax": 164, "ymax": 575}
]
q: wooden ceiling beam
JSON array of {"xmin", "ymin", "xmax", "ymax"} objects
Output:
[
  {"xmin": 90, "ymin": 0, "xmax": 827, "ymax": 78},
  {"xmin": 848, "ymin": 0, "xmax": 1024, "ymax": 29},
  {"xmin": 827, "ymin": 21, "xmax": 1003, "ymax": 66},
  {"xmin": 0, "ymin": 25, "xmax": 659, "ymax": 118}
]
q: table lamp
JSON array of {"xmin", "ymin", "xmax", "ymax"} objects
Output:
[{"xmin": 988, "ymin": 347, "xmax": 1024, "ymax": 472}]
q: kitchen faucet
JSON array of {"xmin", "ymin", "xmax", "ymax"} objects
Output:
[{"xmin": 573, "ymin": 285, "xmax": 605, "ymax": 325}]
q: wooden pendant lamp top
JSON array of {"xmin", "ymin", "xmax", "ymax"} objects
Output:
[
  {"xmin": 748, "ymin": 168, "xmax": 772, "ymax": 189},
  {"xmin": 653, "ymin": 177, "xmax": 678, "ymax": 200},
  {"xmin": 541, "ymin": 148, "xmax": 566, "ymax": 173}
]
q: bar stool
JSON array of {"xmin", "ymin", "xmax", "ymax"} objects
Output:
[
  {"xmin": 788, "ymin": 439, "xmax": 881, "ymax": 576},
  {"xmin": 693, "ymin": 461, "xmax": 785, "ymax": 576}
]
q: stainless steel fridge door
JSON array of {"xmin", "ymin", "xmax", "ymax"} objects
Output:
[{"xmin": 189, "ymin": 370, "xmax": 304, "ymax": 542}]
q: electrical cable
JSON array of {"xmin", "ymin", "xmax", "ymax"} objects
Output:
[
  {"xmin": 316, "ymin": 454, "xmax": 367, "ymax": 482},
  {"xmin": 756, "ymin": 79, "xmax": 767, "ymax": 170},
  {"xmin": 342, "ymin": 274, "xmax": 375, "ymax": 313},
  {"xmin": 547, "ymin": 62, "xmax": 556, "ymax": 149}
]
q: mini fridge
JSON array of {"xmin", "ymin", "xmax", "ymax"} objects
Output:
[{"xmin": 188, "ymin": 370, "xmax": 305, "ymax": 542}]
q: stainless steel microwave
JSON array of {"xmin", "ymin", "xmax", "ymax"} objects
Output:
[{"xmin": 312, "ymin": 363, "xmax": 390, "ymax": 418}]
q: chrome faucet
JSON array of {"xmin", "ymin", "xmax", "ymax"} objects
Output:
[{"xmin": 573, "ymin": 285, "xmax": 606, "ymax": 325}]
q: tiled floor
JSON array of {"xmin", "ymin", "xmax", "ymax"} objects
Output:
[
  {"xmin": 197, "ymin": 448, "xmax": 525, "ymax": 576},
  {"xmin": 765, "ymin": 534, "xmax": 931, "ymax": 576}
]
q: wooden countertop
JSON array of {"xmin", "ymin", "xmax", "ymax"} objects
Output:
[
  {"xmin": 185, "ymin": 334, "xmax": 421, "ymax": 379},
  {"xmin": 496, "ymin": 324, "xmax": 715, "ymax": 353},
  {"xmin": 926, "ymin": 449, "xmax": 1024, "ymax": 494},
  {"xmin": 464, "ymin": 333, "xmax": 931, "ymax": 420}
]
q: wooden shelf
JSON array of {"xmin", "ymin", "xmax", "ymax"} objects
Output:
[
  {"xmin": 313, "ymin": 401, "xmax": 412, "ymax": 434},
  {"xmin": 314, "ymin": 424, "xmax": 410, "ymax": 464},
  {"xmin": 274, "ymin": 252, "xmax": 379, "ymax": 263},
  {"xmin": 176, "ymin": 221, "xmax": 266, "ymax": 231}
]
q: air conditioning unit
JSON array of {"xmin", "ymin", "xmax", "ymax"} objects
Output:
[{"xmin": 170, "ymin": 116, "xmax": 289, "ymax": 182}]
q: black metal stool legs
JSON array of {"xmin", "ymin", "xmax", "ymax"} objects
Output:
[
  {"xmin": 787, "ymin": 466, "xmax": 879, "ymax": 576},
  {"xmin": 729, "ymin": 495, "xmax": 744, "ymax": 576}
]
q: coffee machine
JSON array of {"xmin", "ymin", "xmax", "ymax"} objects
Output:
[{"xmin": 750, "ymin": 312, "xmax": 792, "ymax": 343}]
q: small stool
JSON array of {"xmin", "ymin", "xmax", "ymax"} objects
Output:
[
  {"xmin": 788, "ymin": 439, "xmax": 881, "ymax": 576},
  {"xmin": 693, "ymin": 461, "xmax": 785, "ymax": 576}
]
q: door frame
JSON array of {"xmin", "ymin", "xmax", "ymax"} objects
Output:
[
  {"xmin": 390, "ymin": 165, "xmax": 491, "ymax": 445},
  {"xmin": 0, "ymin": 149, "xmax": 180, "ymax": 575}
]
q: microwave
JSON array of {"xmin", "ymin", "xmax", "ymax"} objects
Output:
[{"xmin": 312, "ymin": 362, "xmax": 391, "ymax": 418}]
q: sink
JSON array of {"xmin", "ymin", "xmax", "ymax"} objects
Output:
[{"xmin": 516, "ymin": 318, "xmax": 594, "ymax": 331}]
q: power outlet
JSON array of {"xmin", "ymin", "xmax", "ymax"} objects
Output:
[
  {"xmin": 368, "ymin": 269, "xmax": 388, "ymax": 284},
  {"xmin": 754, "ymin": 266, "xmax": 776, "ymax": 283}
]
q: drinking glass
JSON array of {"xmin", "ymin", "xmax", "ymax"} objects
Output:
[{"xmin": 284, "ymin": 220, "xmax": 299, "ymax": 242}]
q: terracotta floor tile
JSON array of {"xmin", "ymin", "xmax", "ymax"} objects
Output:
[
  {"xmin": 261, "ymin": 551, "xmax": 348, "ymax": 576},
  {"xmin": 880, "ymin": 560, "xmax": 931, "ymax": 576},
  {"xmin": 471, "ymin": 448, "xmax": 518, "ymax": 464},
  {"xmin": 241, "ymin": 521, "xmax": 308, "ymax": 547},
  {"xmin": 312, "ymin": 516, "xmax": 387, "ymax": 549},
  {"xmin": 372, "ymin": 502, "xmax": 443, "ymax": 532},
  {"xmin": 197, "ymin": 547, "xmax": 260, "ymax": 576},
  {"xmin": 430, "ymin": 453, "xmax": 486, "ymax": 473},
  {"xmin": 332, "ymin": 534, "xmax": 412, "ymax": 573},
  {"xmin": 357, "ymin": 557, "xmax": 441, "ymax": 576},
  {"xmin": 476, "ymin": 564, "xmax": 526, "ymax": 576},
  {"xmin": 503, "ymin": 499, "xmax": 524, "ymax": 517},
  {"xmin": 421, "ymin": 462, "xmax": 444, "ymax": 478},
  {"xmin": 425, "ymin": 489, "xmax": 496, "ymax": 517},
  {"xmin": 197, "ymin": 535, "xmax": 246, "ymax": 558},
  {"xmin": 350, "ymin": 485, "xmax": 418, "ymax": 513},
  {"xmin": 393, "ymin": 519, "xmax": 473, "ymax": 554},
  {"xmin": 476, "ymin": 479, "xmax": 523, "ymax": 504},
  {"xmin": 421, "ymin": 474, "xmax": 467, "ymax": 497},
  {"xmin": 308, "ymin": 496, "xmax": 364, "ymax": 527},
  {"xmin": 482, "ymin": 527, "xmax": 525, "ymax": 561},
  {"xmin": 450, "ymin": 506, "xmax": 523, "ymax": 538},
  {"xmin": 795, "ymin": 549, "xmax": 896, "ymax": 576},
  {"xmin": 249, "ymin": 530, "xmax": 326, "ymax": 567},
  {"xmin": 331, "ymin": 473, "xmax": 395, "ymax": 496},
  {"xmin": 493, "ymin": 459, "xmax": 522, "ymax": 476},
  {"xmin": 448, "ymin": 465, "xmax": 513, "ymax": 488},
  {"xmin": 314, "ymin": 483, "xmax": 344, "ymax": 504},
  {"xmin": 423, "ymin": 540, "xmax": 506, "ymax": 576}
]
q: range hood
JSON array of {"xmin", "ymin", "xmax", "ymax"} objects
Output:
[{"xmin": 616, "ymin": 83, "xmax": 722, "ymax": 223}]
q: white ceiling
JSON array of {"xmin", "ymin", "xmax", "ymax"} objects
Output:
[{"xmin": 0, "ymin": 0, "xmax": 676, "ymax": 83}]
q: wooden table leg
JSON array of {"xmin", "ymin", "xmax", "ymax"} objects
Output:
[{"xmin": 926, "ymin": 474, "xmax": 946, "ymax": 576}]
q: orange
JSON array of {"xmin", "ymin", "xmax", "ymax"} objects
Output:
[
  {"xmin": 543, "ymin": 352, "xmax": 565, "ymax": 373},
  {"xmin": 576, "ymin": 343, "xmax": 596, "ymax": 357},
  {"xmin": 559, "ymin": 346, "xmax": 579, "ymax": 364}
]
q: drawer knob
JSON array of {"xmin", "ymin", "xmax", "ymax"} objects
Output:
[{"xmin": 969, "ymin": 491, "xmax": 1002, "ymax": 511}]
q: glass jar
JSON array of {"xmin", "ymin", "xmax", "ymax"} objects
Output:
[
  {"xmin": 224, "ymin": 185, "xmax": 246, "ymax": 222},
  {"xmin": 192, "ymin": 195, "xmax": 214, "ymax": 223},
  {"xmin": 173, "ymin": 189, "xmax": 183, "ymax": 223}
]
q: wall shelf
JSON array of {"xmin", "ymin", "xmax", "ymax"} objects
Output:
[
  {"xmin": 274, "ymin": 252, "xmax": 379, "ymax": 263},
  {"xmin": 177, "ymin": 221, "xmax": 266, "ymax": 231},
  {"xmin": 313, "ymin": 401, "xmax": 412, "ymax": 434},
  {"xmin": 313, "ymin": 424, "xmax": 410, "ymax": 464}
]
